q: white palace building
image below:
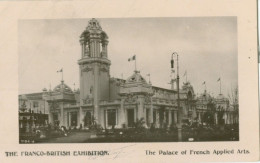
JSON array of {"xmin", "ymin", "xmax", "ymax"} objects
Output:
[{"xmin": 19, "ymin": 18, "xmax": 239, "ymax": 129}]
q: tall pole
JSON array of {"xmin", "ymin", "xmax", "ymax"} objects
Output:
[
  {"xmin": 44, "ymin": 99, "xmax": 45, "ymax": 114},
  {"xmin": 135, "ymin": 57, "xmax": 137, "ymax": 72},
  {"xmin": 171, "ymin": 52, "xmax": 182, "ymax": 141},
  {"xmin": 186, "ymin": 71, "xmax": 187, "ymax": 83},
  {"xmin": 62, "ymin": 69, "xmax": 63, "ymax": 81},
  {"xmin": 220, "ymin": 79, "xmax": 222, "ymax": 94}
]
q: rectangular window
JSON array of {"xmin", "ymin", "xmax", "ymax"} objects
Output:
[
  {"xmin": 107, "ymin": 109, "xmax": 116, "ymax": 126},
  {"xmin": 153, "ymin": 110, "xmax": 156, "ymax": 123},
  {"xmin": 146, "ymin": 109, "xmax": 149, "ymax": 124},
  {"xmin": 127, "ymin": 109, "xmax": 135, "ymax": 127},
  {"xmin": 71, "ymin": 112, "xmax": 78, "ymax": 126},
  {"xmin": 33, "ymin": 101, "xmax": 38, "ymax": 107},
  {"xmin": 171, "ymin": 112, "xmax": 174, "ymax": 124}
]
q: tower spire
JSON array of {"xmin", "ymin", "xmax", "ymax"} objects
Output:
[{"xmin": 78, "ymin": 18, "xmax": 111, "ymax": 127}]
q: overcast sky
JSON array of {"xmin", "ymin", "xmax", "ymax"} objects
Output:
[{"xmin": 18, "ymin": 17, "xmax": 238, "ymax": 97}]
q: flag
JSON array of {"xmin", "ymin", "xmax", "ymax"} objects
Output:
[
  {"xmin": 128, "ymin": 55, "xmax": 136, "ymax": 62},
  {"xmin": 57, "ymin": 68, "xmax": 63, "ymax": 73},
  {"xmin": 202, "ymin": 81, "xmax": 206, "ymax": 85},
  {"xmin": 217, "ymin": 78, "xmax": 221, "ymax": 82},
  {"xmin": 183, "ymin": 71, "xmax": 187, "ymax": 77}
]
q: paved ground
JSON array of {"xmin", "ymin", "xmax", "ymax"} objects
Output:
[{"xmin": 38, "ymin": 131, "xmax": 95, "ymax": 143}]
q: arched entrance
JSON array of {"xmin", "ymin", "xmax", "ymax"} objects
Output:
[
  {"xmin": 70, "ymin": 112, "xmax": 78, "ymax": 127},
  {"xmin": 84, "ymin": 111, "xmax": 92, "ymax": 127}
]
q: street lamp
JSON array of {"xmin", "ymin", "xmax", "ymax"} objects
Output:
[{"xmin": 171, "ymin": 52, "xmax": 182, "ymax": 141}]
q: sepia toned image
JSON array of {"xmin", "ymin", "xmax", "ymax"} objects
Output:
[
  {"xmin": 0, "ymin": 0, "xmax": 259, "ymax": 162},
  {"xmin": 18, "ymin": 17, "xmax": 239, "ymax": 143}
]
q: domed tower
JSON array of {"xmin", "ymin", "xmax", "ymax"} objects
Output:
[{"xmin": 78, "ymin": 18, "xmax": 111, "ymax": 123}]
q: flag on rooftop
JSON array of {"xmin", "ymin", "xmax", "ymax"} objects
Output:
[
  {"xmin": 128, "ymin": 55, "xmax": 136, "ymax": 62},
  {"xmin": 57, "ymin": 68, "xmax": 63, "ymax": 73}
]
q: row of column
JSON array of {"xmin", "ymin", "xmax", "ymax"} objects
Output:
[
  {"xmin": 148, "ymin": 109, "xmax": 178, "ymax": 127},
  {"xmin": 196, "ymin": 111, "xmax": 237, "ymax": 125},
  {"xmin": 80, "ymin": 40, "xmax": 108, "ymax": 58}
]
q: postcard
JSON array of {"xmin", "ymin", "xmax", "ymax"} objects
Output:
[{"xmin": 0, "ymin": 0, "xmax": 259, "ymax": 162}]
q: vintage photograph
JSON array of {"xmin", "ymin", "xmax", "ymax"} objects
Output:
[{"xmin": 18, "ymin": 17, "xmax": 239, "ymax": 143}]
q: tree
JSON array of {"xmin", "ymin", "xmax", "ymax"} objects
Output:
[
  {"xmin": 228, "ymin": 85, "xmax": 239, "ymax": 124},
  {"xmin": 228, "ymin": 85, "xmax": 239, "ymax": 108},
  {"xmin": 202, "ymin": 100, "xmax": 216, "ymax": 125}
]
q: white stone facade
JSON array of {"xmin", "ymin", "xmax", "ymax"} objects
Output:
[{"xmin": 18, "ymin": 18, "xmax": 238, "ymax": 129}]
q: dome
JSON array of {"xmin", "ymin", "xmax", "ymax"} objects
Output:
[
  {"xmin": 215, "ymin": 93, "xmax": 229, "ymax": 102},
  {"xmin": 216, "ymin": 94, "xmax": 225, "ymax": 100},
  {"xmin": 53, "ymin": 80, "xmax": 73, "ymax": 93},
  {"xmin": 197, "ymin": 91, "xmax": 212, "ymax": 101},
  {"xmin": 125, "ymin": 71, "xmax": 148, "ymax": 84},
  {"xmin": 86, "ymin": 18, "xmax": 102, "ymax": 31},
  {"xmin": 80, "ymin": 18, "xmax": 108, "ymax": 43}
]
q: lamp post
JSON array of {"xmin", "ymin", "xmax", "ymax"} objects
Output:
[{"xmin": 171, "ymin": 52, "xmax": 182, "ymax": 141}]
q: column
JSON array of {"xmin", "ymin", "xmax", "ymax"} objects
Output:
[
  {"xmin": 163, "ymin": 111, "xmax": 166, "ymax": 123},
  {"xmin": 60, "ymin": 103, "xmax": 64, "ymax": 126},
  {"xmin": 64, "ymin": 111, "xmax": 68, "ymax": 127},
  {"xmin": 102, "ymin": 41, "xmax": 108, "ymax": 58},
  {"xmin": 198, "ymin": 112, "xmax": 201, "ymax": 123},
  {"xmin": 155, "ymin": 110, "xmax": 159, "ymax": 128},
  {"xmin": 149, "ymin": 101, "xmax": 153, "ymax": 125},
  {"xmin": 85, "ymin": 42, "xmax": 90, "ymax": 57},
  {"xmin": 137, "ymin": 98, "xmax": 144, "ymax": 120},
  {"xmin": 80, "ymin": 40, "xmax": 84, "ymax": 58},
  {"xmin": 231, "ymin": 113, "xmax": 234, "ymax": 124},
  {"xmin": 48, "ymin": 112, "xmax": 53, "ymax": 125},
  {"xmin": 124, "ymin": 108, "xmax": 128, "ymax": 128},
  {"xmin": 119, "ymin": 99, "xmax": 126, "ymax": 128},
  {"xmin": 97, "ymin": 40, "xmax": 101, "ymax": 57},
  {"xmin": 79, "ymin": 107, "xmax": 83, "ymax": 127},
  {"xmin": 215, "ymin": 113, "xmax": 218, "ymax": 125},
  {"xmin": 168, "ymin": 110, "xmax": 172, "ymax": 126},
  {"xmin": 174, "ymin": 111, "xmax": 178, "ymax": 124},
  {"xmin": 90, "ymin": 40, "xmax": 94, "ymax": 57},
  {"xmin": 104, "ymin": 110, "xmax": 107, "ymax": 129},
  {"xmin": 68, "ymin": 112, "xmax": 71, "ymax": 127},
  {"xmin": 94, "ymin": 40, "xmax": 97, "ymax": 57},
  {"xmin": 143, "ymin": 107, "xmax": 147, "ymax": 125},
  {"xmin": 26, "ymin": 119, "xmax": 30, "ymax": 132},
  {"xmin": 99, "ymin": 108, "xmax": 105, "ymax": 128},
  {"xmin": 227, "ymin": 113, "xmax": 229, "ymax": 124},
  {"xmin": 224, "ymin": 113, "xmax": 227, "ymax": 124}
]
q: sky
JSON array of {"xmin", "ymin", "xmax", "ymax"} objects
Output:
[{"xmin": 18, "ymin": 17, "xmax": 238, "ymax": 97}]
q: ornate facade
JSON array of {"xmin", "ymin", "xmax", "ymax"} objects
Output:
[{"xmin": 18, "ymin": 18, "xmax": 238, "ymax": 129}]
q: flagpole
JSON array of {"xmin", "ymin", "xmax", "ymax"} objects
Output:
[
  {"xmin": 203, "ymin": 82, "xmax": 207, "ymax": 92},
  {"xmin": 171, "ymin": 52, "xmax": 182, "ymax": 142},
  {"xmin": 186, "ymin": 71, "xmax": 187, "ymax": 83},
  {"xmin": 220, "ymin": 78, "xmax": 222, "ymax": 94},
  {"xmin": 62, "ymin": 69, "xmax": 63, "ymax": 81},
  {"xmin": 135, "ymin": 56, "xmax": 137, "ymax": 72}
]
